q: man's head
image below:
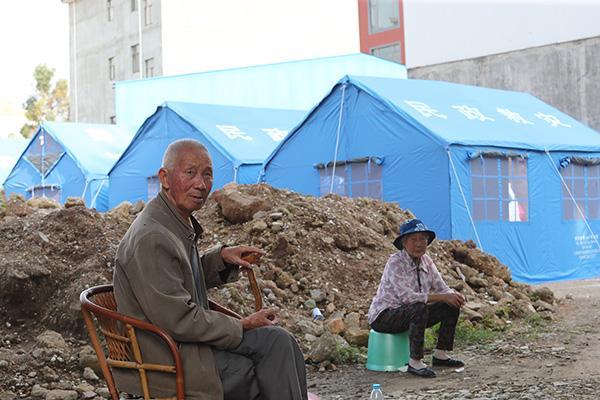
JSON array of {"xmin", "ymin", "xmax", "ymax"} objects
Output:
[
  {"xmin": 393, "ymin": 219, "xmax": 436, "ymax": 259},
  {"xmin": 158, "ymin": 139, "xmax": 213, "ymax": 219}
]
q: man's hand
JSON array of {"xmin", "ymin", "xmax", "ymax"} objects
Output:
[
  {"xmin": 442, "ymin": 292, "xmax": 466, "ymax": 308},
  {"xmin": 240, "ymin": 308, "xmax": 279, "ymax": 331},
  {"xmin": 220, "ymin": 246, "xmax": 265, "ymax": 270}
]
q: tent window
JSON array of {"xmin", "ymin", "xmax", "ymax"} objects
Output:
[
  {"xmin": 318, "ymin": 161, "xmax": 382, "ymax": 200},
  {"xmin": 25, "ymin": 132, "xmax": 64, "ymax": 176},
  {"xmin": 147, "ymin": 175, "xmax": 160, "ymax": 200},
  {"xmin": 560, "ymin": 164, "xmax": 600, "ymax": 220},
  {"xmin": 471, "ymin": 157, "xmax": 528, "ymax": 222},
  {"xmin": 28, "ymin": 185, "xmax": 61, "ymax": 202}
]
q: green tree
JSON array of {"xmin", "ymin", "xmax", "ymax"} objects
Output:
[{"xmin": 20, "ymin": 64, "xmax": 70, "ymax": 138}]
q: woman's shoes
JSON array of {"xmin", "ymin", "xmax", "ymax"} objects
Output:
[
  {"xmin": 407, "ymin": 365, "xmax": 436, "ymax": 378},
  {"xmin": 431, "ymin": 356, "xmax": 465, "ymax": 367}
]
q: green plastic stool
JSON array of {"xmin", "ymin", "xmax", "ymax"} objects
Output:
[{"xmin": 365, "ymin": 329, "xmax": 410, "ymax": 371}]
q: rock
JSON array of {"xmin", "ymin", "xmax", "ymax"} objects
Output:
[
  {"xmin": 130, "ymin": 200, "xmax": 145, "ymax": 214},
  {"xmin": 106, "ymin": 201, "xmax": 133, "ymax": 224},
  {"xmin": 45, "ymin": 389, "xmax": 78, "ymax": 400},
  {"xmin": 5, "ymin": 193, "xmax": 32, "ymax": 216},
  {"xmin": 250, "ymin": 220, "xmax": 268, "ymax": 232},
  {"xmin": 465, "ymin": 301, "xmax": 485, "ymax": 311},
  {"xmin": 34, "ymin": 230, "xmax": 50, "ymax": 244},
  {"xmin": 344, "ymin": 328, "xmax": 370, "ymax": 347},
  {"xmin": 83, "ymin": 367, "xmax": 100, "ymax": 381},
  {"xmin": 82, "ymin": 392, "xmax": 97, "ymax": 399},
  {"xmin": 78, "ymin": 346, "xmax": 100, "ymax": 374},
  {"xmin": 271, "ymin": 235, "xmax": 291, "ymax": 258},
  {"xmin": 294, "ymin": 319, "xmax": 325, "ymax": 337},
  {"xmin": 95, "ymin": 388, "xmax": 111, "ymax": 399},
  {"xmin": 212, "ymin": 184, "xmax": 273, "ymax": 224},
  {"xmin": 461, "ymin": 307, "xmax": 483, "ymax": 321},
  {"xmin": 270, "ymin": 221, "xmax": 284, "ymax": 233},
  {"xmin": 310, "ymin": 289, "xmax": 326, "ymax": 303},
  {"xmin": 64, "ymin": 197, "xmax": 85, "ymax": 208},
  {"xmin": 0, "ymin": 392, "xmax": 17, "ymax": 400},
  {"xmin": 36, "ymin": 330, "xmax": 68, "ymax": 352},
  {"xmin": 325, "ymin": 303, "xmax": 336, "ymax": 314},
  {"xmin": 275, "ymin": 270, "xmax": 294, "ymax": 289},
  {"xmin": 467, "ymin": 275, "xmax": 488, "ymax": 288},
  {"xmin": 326, "ymin": 317, "xmax": 345, "ymax": 335},
  {"xmin": 269, "ymin": 212, "xmax": 283, "ymax": 220},
  {"xmin": 27, "ymin": 197, "xmax": 61, "ymax": 209},
  {"xmin": 307, "ymin": 333, "xmax": 338, "ymax": 363},
  {"xmin": 533, "ymin": 300, "xmax": 555, "ymax": 312},
  {"xmin": 532, "ymin": 286, "xmax": 555, "ymax": 304},
  {"xmin": 76, "ymin": 382, "xmax": 95, "ymax": 393},
  {"xmin": 334, "ymin": 234, "xmax": 359, "ymax": 251},
  {"xmin": 30, "ymin": 384, "xmax": 48, "ymax": 398},
  {"xmin": 345, "ymin": 312, "xmax": 361, "ymax": 330}
]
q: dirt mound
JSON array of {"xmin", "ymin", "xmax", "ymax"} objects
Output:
[{"xmin": 0, "ymin": 184, "xmax": 556, "ymax": 397}]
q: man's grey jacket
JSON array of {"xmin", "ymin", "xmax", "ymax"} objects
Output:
[{"xmin": 113, "ymin": 191, "xmax": 243, "ymax": 399}]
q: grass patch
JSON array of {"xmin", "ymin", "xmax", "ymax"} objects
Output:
[
  {"xmin": 332, "ymin": 344, "xmax": 367, "ymax": 364},
  {"xmin": 424, "ymin": 320, "xmax": 501, "ymax": 351}
]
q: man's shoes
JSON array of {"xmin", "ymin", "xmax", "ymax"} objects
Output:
[
  {"xmin": 407, "ymin": 364, "xmax": 436, "ymax": 378},
  {"xmin": 431, "ymin": 356, "xmax": 465, "ymax": 367}
]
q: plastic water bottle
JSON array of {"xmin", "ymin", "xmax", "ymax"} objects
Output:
[
  {"xmin": 369, "ymin": 383, "xmax": 384, "ymax": 400},
  {"xmin": 312, "ymin": 307, "xmax": 324, "ymax": 321}
]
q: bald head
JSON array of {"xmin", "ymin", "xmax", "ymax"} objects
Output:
[{"xmin": 162, "ymin": 139, "xmax": 209, "ymax": 170}]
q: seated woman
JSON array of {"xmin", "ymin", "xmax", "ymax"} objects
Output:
[{"xmin": 368, "ymin": 219, "xmax": 466, "ymax": 378}]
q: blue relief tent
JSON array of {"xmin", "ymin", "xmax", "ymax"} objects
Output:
[
  {"xmin": 3, "ymin": 122, "xmax": 132, "ymax": 211},
  {"xmin": 114, "ymin": 53, "xmax": 407, "ymax": 131},
  {"xmin": 0, "ymin": 137, "xmax": 27, "ymax": 188},
  {"xmin": 261, "ymin": 75, "xmax": 600, "ymax": 283},
  {"xmin": 107, "ymin": 102, "xmax": 307, "ymax": 209}
]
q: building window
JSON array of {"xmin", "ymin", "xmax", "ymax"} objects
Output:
[
  {"xmin": 471, "ymin": 156, "xmax": 528, "ymax": 222},
  {"xmin": 561, "ymin": 164, "xmax": 600, "ymax": 220},
  {"xmin": 131, "ymin": 0, "xmax": 138, "ymax": 12},
  {"xmin": 371, "ymin": 43, "xmax": 402, "ymax": 63},
  {"xmin": 368, "ymin": 0, "xmax": 400, "ymax": 33},
  {"xmin": 318, "ymin": 159, "xmax": 382, "ymax": 200},
  {"xmin": 147, "ymin": 175, "xmax": 160, "ymax": 200},
  {"xmin": 143, "ymin": 0, "xmax": 153, "ymax": 25},
  {"xmin": 144, "ymin": 57, "xmax": 154, "ymax": 78},
  {"xmin": 108, "ymin": 57, "xmax": 116, "ymax": 81},
  {"xmin": 107, "ymin": 0, "xmax": 113, "ymax": 21},
  {"xmin": 131, "ymin": 44, "xmax": 140, "ymax": 74}
]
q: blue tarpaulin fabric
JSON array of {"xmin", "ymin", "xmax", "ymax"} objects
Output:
[
  {"xmin": 3, "ymin": 122, "xmax": 132, "ymax": 211},
  {"xmin": 114, "ymin": 53, "xmax": 407, "ymax": 131},
  {"xmin": 262, "ymin": 75, "xmax": 600, "ymax": 283},
  {"xmin": 0, "ymin": 138, "xmax": 27, "ymax": 187},
  {"xmin": 107, "ymin": 102, "xmax": 306, "ymax": 209}
]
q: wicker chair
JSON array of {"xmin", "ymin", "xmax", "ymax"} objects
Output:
[{"xmin": 80, "ymin": 279, "xmax": 259, "ymax": 400}]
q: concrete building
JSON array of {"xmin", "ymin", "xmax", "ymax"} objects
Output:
[{"xmin": 64, "ymin": 0, "xmax": 407, "ymax": 125}]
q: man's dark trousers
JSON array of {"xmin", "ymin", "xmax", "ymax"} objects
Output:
[
  {"xmin": 370, "ymin": 302, "xmax": 459, "ymax": 360},
  {"xmin": 213, "ymin": 326, "xmax": 308, "ymax": 400}
]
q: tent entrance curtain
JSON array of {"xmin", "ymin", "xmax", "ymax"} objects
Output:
[{"xmin": 28, "ymin": 184, "xmax": 61, "ymax": 202}]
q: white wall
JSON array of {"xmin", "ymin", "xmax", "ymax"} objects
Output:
[
  {"xmin": 160, "ymin": 0, "xmax": 361, "ymax": 75},
  {"xmin": 404, "ymin": 0, "xmax": 600, "ymax": 67}
]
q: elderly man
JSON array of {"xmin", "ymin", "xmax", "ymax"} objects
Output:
[
  {"xmin": 368, "ymin": 219, "xmax": 466, "ymax": 378},
  {"xmin": 113, "ymin": 139, "xmax": 310, "ymax": 399}
]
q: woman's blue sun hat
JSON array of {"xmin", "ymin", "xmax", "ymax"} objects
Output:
[{"xmin": 393, "ymin": 218, "xmax": 436, "ymax": 250}]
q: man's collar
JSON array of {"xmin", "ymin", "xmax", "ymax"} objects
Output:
[{"xmin": 158, "ymin": 190, "xmax": 203, "ymax": 239}]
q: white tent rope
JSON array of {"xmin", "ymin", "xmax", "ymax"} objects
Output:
[
  {"xmin": 80, "ymin": 180, "xmax": 89, "ymax": 200},
  {"xmin": 90, "ymin": 179, "xmax": 107, "ymax": 209},
  {"xmin": 447, "ymin": 149, "xmax": 484, "ymax": 250},
  {"xmin": 544, "ymin": 148, "xmax": 600, "ymax": 251},
  {"xmin": 329, "ymin": 83, "xmax": 347, "ymax": 194}
]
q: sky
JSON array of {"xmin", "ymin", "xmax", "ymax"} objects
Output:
[{"xmin": 0, "ymin": 0, "xmax": 69, "ymax": 138}]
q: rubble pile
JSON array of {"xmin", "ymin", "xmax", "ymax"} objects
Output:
[{"xmin": 0, "ymin": 184, "xmax": 556, "ymax": 398}]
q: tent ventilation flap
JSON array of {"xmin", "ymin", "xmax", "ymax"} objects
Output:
[{"xmin": 314, "ymin": 156, "xmax": 383, "ymax": 170}]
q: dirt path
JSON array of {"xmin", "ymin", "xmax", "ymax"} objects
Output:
[{"xmin": 307, "ymin": 279, "xmax": 600, "ymax": 399}]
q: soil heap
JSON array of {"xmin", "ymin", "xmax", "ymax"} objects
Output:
[{"xmin": 0, "ymin": 184, "xmax": 556, "ymax": 399}]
